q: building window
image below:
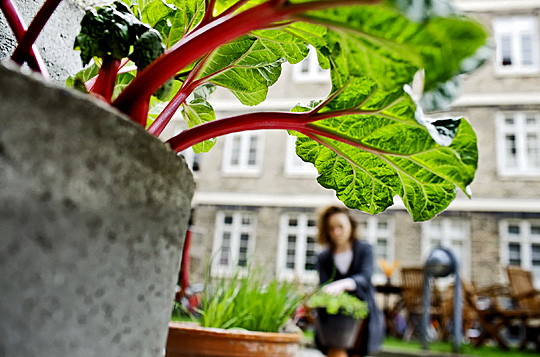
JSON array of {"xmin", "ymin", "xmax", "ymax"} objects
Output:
[
  {"xmin": 179, "ymin": 148, "xmax": 200, "ymax": 172},
  {"xmin": 277, "ymin": 213, "xmax": 320, "ymax": 283},
  {"xmin": 500, "ymin": 220, "xmax": 540, "ymax": 287},
  {"xmin": 222, "ymin": 131, "xmax": 264, "ymax": 175},
  {"xmin": 212, "ymin": 211, "xmax": 256, "ymax": 271},
  {"xmin": 357, "ymin": 215, "xmax": 395, "ymax": 284},
  {"xmin": 496, "ymin": 112, "xmax": 540, "ymax": 176},
  {"xmin": 292, "ymin": 46, "xmax": 330, "ymax": 82},
  {"xmin": 284, "ymin": 135, "xmax": 318, "ymax": 177},
  {"xmin": 421, "ymin": 217, "xmax": 471, "ymax": 280},
  {"xmin": 493, "ymin": 16, "xmax": 539, "ymax": 75}
]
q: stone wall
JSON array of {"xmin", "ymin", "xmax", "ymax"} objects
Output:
[{"xmin": 0, "ymin": 0, "xmax": 85, "ymax": 83}]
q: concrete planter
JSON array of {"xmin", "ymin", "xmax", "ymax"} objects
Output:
[
  {"xmin": 166, "ymin": 322, "xmax": 301, "ymax": 357},
  {"xmin": 0, "ymin": 62, "xmax": 195, "ymax": 356}
]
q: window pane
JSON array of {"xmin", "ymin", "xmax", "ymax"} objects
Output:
[
  {"xmin": 241, "ymin": 215, "xmax": 252, "ymax": 226},
  {"xmin": 526, "ymin": 133, "xmax": 540, "ymax": 168},
  {"xmin": 508, "ymin": 242, "xmax": 522, "ymax": 265},
  {"xmin": 508, "ymin": 224, "xmax": 520, "ymax": 235},
  {"xmin": 289, "ymin": 218, "xmax": 298, "ymax": 227},
  {"xmin": 305, "ymin": 236, "xmax": 316, "ymax": 271},
  {"xmin": 501, "ymin": 35, "xmax": 513, "ymax": 66},
  {"xmin": 531, "ymin": 225, "xmax": 540, "ymax": 235},
  {"xmin": 532, "ymin": 244, "xmax": 540, "ymax": 266},
  {"xmin": 521, "ymin": 33, "xmax": 533, "ymax": 65},
  {"xmin": 248, "ymin": 136, "xmax": 258, "ymax": 166},
  {"xmin": 231, "ymin": 136, "xmax": 241, "ymax": 166}
]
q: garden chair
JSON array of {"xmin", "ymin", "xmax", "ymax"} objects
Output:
[
  {"xmin": 400, "ymin": 267, "xmax": 448, "ymax": 341},
  {"xmin": 461, "ymin": 280, "xmax": 528, "ymax": 350},
  {"xmin": 506, "ymin": 266, "xmax": 540, "ymax": 351}
]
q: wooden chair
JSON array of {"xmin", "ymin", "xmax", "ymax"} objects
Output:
[
  {"xmin": 400, "ymin": 267, "xmax": 448, "ymax": 341},
  {"xmin": 461, "ymin": 280, "xmax": 528, "ymax": 350},
  {"xmin": 506, "ymin": 266, "xmax": 540, "ymax": 351}
]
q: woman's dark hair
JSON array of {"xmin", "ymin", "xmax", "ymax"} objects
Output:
[{"xmin": 317, "ymin": 205, "xmax": 358, "ymax": 248}]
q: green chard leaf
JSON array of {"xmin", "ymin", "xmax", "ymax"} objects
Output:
[
  {"xmin": 293, "ymin": 77, "xmax": 477, "ymax": 221},
  {"xmin": 66, "ymin": 62, "xmax": 100, "ymax": 92},
  {"xmin": 199, "ymin": 36, "xmax": 285, "ymax": 106},
  {"xmin": 182, "ymin": 98, "xmax": 217, "ymax": 153},
  {"xmin": 300, "ymin": 5, "xmax": 487, "ymax": 93},
  {"xmin": 74, "ymin": 1, "xmax": 150, "ymax": 65}
]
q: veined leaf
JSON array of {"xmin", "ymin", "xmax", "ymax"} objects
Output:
[
  {"xmin": 182, "ymin": 98, "xmax": 217, "ymax": 153},
  {"xmin": 141, "ymin": 0, "xmax": 176, "ymax": 28},
  {"xmin": 66, "ymin": 63, "xmax": 100, "ymax": 92},
  {"xmin": 165, "ymin": 0, "xmax": 204, "ymax": 47},
  {"xmin": 213, "ymin": 0, "xmax": 266, "ymax": 17},
  {"xmin": 301, "ymin": 5, "xmax": 487, "ymax": 93},
  {"xmin": 293, "ymin": 78, "xmax": 477, "ymax": 221},
  {"xmin": 200, "ymin": 36, "xmax": 284, "ymax": 106}
]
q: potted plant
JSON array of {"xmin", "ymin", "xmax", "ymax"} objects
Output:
[
  {"xmin": 0, "ymin": 0, "xmax": 487, "ymax": 355},
  {"xmin": 307, "ymin": 290, "xmax": 368, "ymax": 350},
  {"xmin": 166, "ymin": 268, "xmax": 304, "ymax": 356}
]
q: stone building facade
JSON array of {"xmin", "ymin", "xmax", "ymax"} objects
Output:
[{"xmin": 161, "ymin": 0, "xmax": 540, "ymax": 289}]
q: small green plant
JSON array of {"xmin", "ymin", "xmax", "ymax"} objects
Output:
[
  {"xmin": 307, "ymin": 291, "xmax": 368, "ymax": 320},
  {"xmin": 190, "ymin": 268, "xmax": 303, "ymax": 333}
]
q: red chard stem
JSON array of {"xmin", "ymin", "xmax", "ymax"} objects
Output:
[{"xmin": 91, "ymin": 57, "xmax": 121, "ymax": 102}]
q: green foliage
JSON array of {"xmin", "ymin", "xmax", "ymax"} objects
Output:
[
  {"xmin": 307, "ymin": 291, "xmax": 368, "ymax": 320},
  {"xmin": 193, "ymin": 268, "xmax": 303, "ymax": 333},
  {"xmin": 74, "ymin": 2, "xmax": 149, "ymax": 65},
  {"xmin": 70, "ymin": 0, "xmax": 488, "ymax": 222}
]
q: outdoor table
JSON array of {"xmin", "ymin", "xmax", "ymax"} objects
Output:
[{"xmin": 375, "ymin": 283, "xmax": 404, "ymax": 337}]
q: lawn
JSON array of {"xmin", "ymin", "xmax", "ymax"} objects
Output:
[{"xmin": 382, "ymin": 337, "xmax": 540, "ymax": 357}]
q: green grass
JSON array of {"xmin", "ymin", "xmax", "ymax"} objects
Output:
[{"xmin": 383, "ymin": 337, "xmax": 540, "ymax": 357}]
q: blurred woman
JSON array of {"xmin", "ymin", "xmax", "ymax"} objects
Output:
[{"xmin": 315, "ymin": 205, "xmax": 384, "ymax": 357}]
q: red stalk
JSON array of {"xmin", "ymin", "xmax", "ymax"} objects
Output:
[
  {"xmin": 167, "ymin": 105, "xmax": 393, "ymax": 154},
  {"xmin": 10, "ymin": 0, "xmax": 62, "ymax": 65},
  {"xmin": 167, "ymin": 112, "xmax": 310, "ymax": 153},
  {"xmin": 113, "ymin": 0, "xmax": 378, "ymax": 118},
  {"xmin": 91, "ymin": 57, "xmax": 121, "ymax": 102},
  {"xmin": 113, "ymin": 1, "xmax": 289, "ymax": 117},
  {"xmin": 0, "ymin": 0, "xmax": 49, "ymax": 77},
  {"xmin": 147, "ymin": 88, "xmax": 191, "ymax": 137}
]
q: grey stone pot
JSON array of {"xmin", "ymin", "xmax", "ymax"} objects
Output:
[{"xmin": 0, "ymin": 62, "xmax": 195, "ymax": 357}]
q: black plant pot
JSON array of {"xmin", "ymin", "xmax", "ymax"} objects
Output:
[{"xmin": 315, "ymin": 308, "xmax": 362, "ymax": 349}]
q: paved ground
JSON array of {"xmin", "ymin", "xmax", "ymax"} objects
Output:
[{"xmin": 297, "ymin": 347, "xmax": 324, "ymax": 356}]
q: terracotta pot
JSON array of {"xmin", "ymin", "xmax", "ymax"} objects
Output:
[
  {"xmin": 0, "ymin": 62, "xmax": 194, "ymax": 356},
  {"xmin": 166, "ymin": 322, "xmax": 301, "ymax": 356}
]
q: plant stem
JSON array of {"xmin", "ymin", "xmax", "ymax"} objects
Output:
[
  {"xmin": 91, "ymin": 56, "xmax": 121, "ymax": 102},
  {"xmin": 167, "ymin": 112, "xmax": 310, "ymax": 152},
  {"xmin": 0, "ymin": 0, "xmax": 49, "ymax": 77},
  {"xmin": 10, "ymin": 0, "xmax": 62, "ymax": 66},
  {"xmin": 113, "ymin": 0, "xmax": 379, "ymax": 119},
  {"xmin": 167, "ymin": 107, "xmax": 392, "ymax": 153}
]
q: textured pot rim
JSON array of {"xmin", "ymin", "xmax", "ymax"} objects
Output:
[{"xmin": 168, "ymin": 322, "xmax": 302, "ymax": 343}]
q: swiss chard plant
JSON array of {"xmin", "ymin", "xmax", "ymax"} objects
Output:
[
  {"xmin": 308, "ymin": 290, "xmax": 368, "ymax": 320},
  {"xmin": 1, "ymin": 0, "xmax": 488, "ymax": 221}
]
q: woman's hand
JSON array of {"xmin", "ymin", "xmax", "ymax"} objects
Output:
[{"xmin": 322, "ymin": 278, "xmax": 356, "ymax": 295}]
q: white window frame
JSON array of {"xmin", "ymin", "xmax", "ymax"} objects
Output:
[
  {"xmin": 358, "ymin": 216, "xmax": 395, "ymax": 285},
  {"xmin": 496, "ymin": 111, "xmax": 540, "ymax": 177},
  {"xmin": 277, "ymin": 213, "xmax": 320, "ymax": 284},
  {"xmin": 222, "ymin": 131, "xmax": 264, "ymax": 175},
  {"xmin": 493, "ymin": 16, "xmax": 539, "ymax": 75},
  {"xmin": 284, "ymin": 135, "xmax": 318, "ymax": 177},
  {"xmin": 292, "ymin": 46, "xmax": 330, "ymax": 83},
  {"xmin": 421, "ymin": 217, "xmax": 471, "ymax": 284},
  {"xmin": 212, "ymin": 211, "xmax": 257, "ymax": 274},
  {"xmin": 500, "ymin": 219, "xmax": 540, "ymax": 288}
]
